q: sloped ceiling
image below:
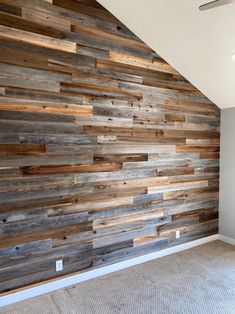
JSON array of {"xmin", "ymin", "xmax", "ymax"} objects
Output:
[{"xmin": 98, "ymin": 0, "xmax": 235, "ymax": 109}]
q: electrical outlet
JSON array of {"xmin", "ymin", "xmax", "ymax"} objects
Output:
[
  {"xmin": 56, "ymin": 260, "xmax": 63, "ymax": 272},
  {"xmin": 176, "ymin": 230, "xmax": 180, "ymax": 239}
]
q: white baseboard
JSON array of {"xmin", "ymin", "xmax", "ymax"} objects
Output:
[
  {"xmin": 0, "ymin": 234, "xmax": 219, "ymax": 308},
  {"xmin": 219, "ymin": 234, "xmax": 235, "ymax": 246}
]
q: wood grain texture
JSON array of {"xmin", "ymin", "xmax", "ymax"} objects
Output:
[{"xmin": 0, "ymin": 0, "xmax": 220, "ymax": 293}]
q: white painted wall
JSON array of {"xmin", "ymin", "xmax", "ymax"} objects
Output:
[{"xmin": 219, "ymin": 108, "xmax": 235, "ymax": 239}]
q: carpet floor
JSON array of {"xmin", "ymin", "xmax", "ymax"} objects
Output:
[{"xmin": 1, "ymin": 240, "xmax": 235, "ymax": 314}]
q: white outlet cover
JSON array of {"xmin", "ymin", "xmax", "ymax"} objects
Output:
[
  {"xmin": 176, "ymin": 230, "xmax": 180, "ymax": 239},
  {"xmin": 56, "ymin": 260, "xmax": 63, "ymax": 272}
]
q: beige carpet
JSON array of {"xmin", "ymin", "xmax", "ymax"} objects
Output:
[{"xmin": 1, "ymin": 240, "xmax": 235, "ymax": 314}]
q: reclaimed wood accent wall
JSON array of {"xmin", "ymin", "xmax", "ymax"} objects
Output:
[{"xmin": 0, "ymin": 0, "xmax": 220, "ymax": 293}]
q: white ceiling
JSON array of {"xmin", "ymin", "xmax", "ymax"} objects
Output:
[{"xmin": 98, "ymin": 0, "xmax": 235, "ymax": 109}]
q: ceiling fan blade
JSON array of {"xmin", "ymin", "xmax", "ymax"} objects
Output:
[{"xmin": 199, "ymin": 0, "xmax": 235, "ymax": 10}]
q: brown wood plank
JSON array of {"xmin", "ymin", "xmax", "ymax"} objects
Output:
[
  {"xmin": 0, "ymin": 143, "xmax": 46, "ymax": 156},
  {"xmin": 21, "ymin": 162, "xmax": 122, "ymax": 175},
  {"xmin": 0, "ymin": 25, "xmax": 77, "ymax": 53}
]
